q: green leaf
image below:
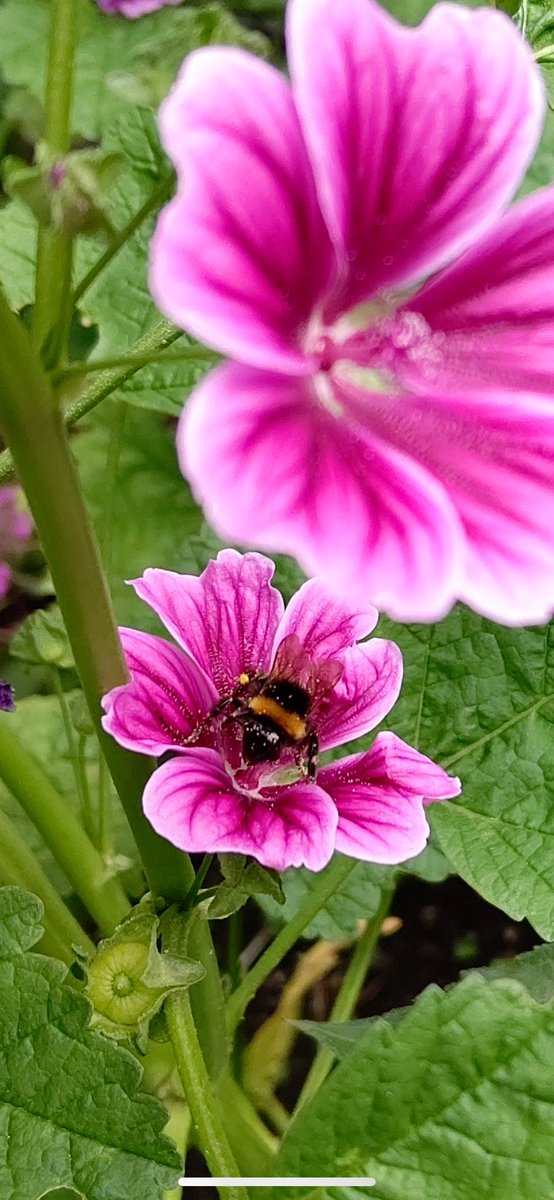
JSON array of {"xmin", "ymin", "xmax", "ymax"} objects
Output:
[
  {"xmin": 274, "ymin": 975, "xmax": 554, "ymax": 1199},
  {"xmin": 294, "ymin": 1007, "xmax": 409, "ymax": 1062},
  {"xmin": 0, "ymin": 198, "xmax": 36, "ymax": 311},
  {"xmin": 0, "ymin": 885, "xmax": 179, "ymax": 1200},
  {"xmin": 0, "ymin": 885, "xmax": 44, "ymax": 956},
  {"xmin": 258, "ymin": 854, "xmax": 390, "ymax": 941},
  {"xmin": 0, "ymin": 0, "xmax": 268, "ymax": 142},
  {"xmin": 298, "ymin": 944, "xmax": 554, "ymax": 1064},
  {"xmin": 73, "ymin": 402, "xmax": 208, "ymax": 630},
  {"xmin": 209, "ymin": 854, "xmax": 284, "ymax": 920},
  {"xmin": 468, "ymin": 943, "xmax": 554, "ymax": 1005},
  {"xmin": 373, "ymin": 607, "xmax": 554, "ymax": 940}
]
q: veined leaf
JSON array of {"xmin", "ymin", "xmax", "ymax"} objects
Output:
[
  {"xmin": 0, "ymin": 886, "xmax": 179, "ymax": 1200},
  {"xmin": 273, "ymin": 974, "xmax": 554, "ymax": 1199}
]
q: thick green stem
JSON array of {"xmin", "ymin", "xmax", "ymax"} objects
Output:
[
  {"xmin": 217, "ymin": 1074, "xmax": 277, "ymax": 1176},
  {"xmin": 0, "ymin": 286, "xmax": 227, "ymax": 1071},
  {"xmin": 0, "ymin": 805, "xmax": 94, "ymax": 961},
  {"xmin": 226, "ymin": 855, "xmax": 357, "ymax": 1036},
  {"xmin": 33, "ymin": 0, "xmax": 77, "ymax": 354},
  {"xmin": 0, "ymin": 717, "xmax": 130, "ymax": 936},
  {"xmin": 165, "ymin": 955, "xmax": 249, "ymax": 1200},
  {"xmin": 294, "ymin": 885, "xmax": 394, "ymax": 1112}
]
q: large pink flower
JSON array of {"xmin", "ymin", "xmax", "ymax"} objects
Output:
[
  {"xmin": 96, "ymin": 0, "xmax": 181, "ymax": 17},
  {"xmin": 102, "ymin": 550, "xmax": 459, "ymax": 872},
  {"xmin": 149, "ymin": 0, "xmax": 554, "ymax": 626}
]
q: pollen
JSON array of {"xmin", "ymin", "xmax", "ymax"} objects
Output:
[{"xmin": 238, "ymin": 673, "xmax": 250, "ymax": 685}]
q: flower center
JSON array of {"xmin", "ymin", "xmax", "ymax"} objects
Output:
[{"xmin": 310, "ymin": 303, "xmax": 445, "ymax": 397}]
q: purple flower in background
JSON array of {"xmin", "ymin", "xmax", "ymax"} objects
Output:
[
  {"xmin": 102, "ymin": 551, "xmax": 459, "ymax": 872},
  {"xmin": 0, "ymin": 683, "xmax": 15, "ymax": 713},
  {"xmin": 0, "ymin": 487, "xmax": 32, "ymax": 601},
  {"xmin": 150, "ymin": 0, "xmax": 554, "ymax": 626},
  {"xmin": 96, "ymin": 0, "xmax": 181, "ymax": 17}
]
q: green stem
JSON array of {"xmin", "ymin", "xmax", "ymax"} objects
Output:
[
  {"xmin": 0, "ymin": 319, "xmax": 188, "ymax": 485},
  {"xmin": 535, "ymin": 42, "xmax": 554, "ymax": 61},
  {"xmin": 72, "ymin": 172, "xmax": 174, "ymax": 307},
  {"xmin": 0, "ymin": 285, "xmax": 228, "ymax": 1074},
  {"xmin": 294, "ymin": 886, "xmax": 394, "ymax": 1113},
  {"xmin": 0, "ymin": 716, "xmax": 129, "ymax": 936},
  {"xmin": 53, "ymin": 343, "xmax": 218, "ymax": 382},
  {"xmin": 226, "ymin": 855, "xmax": 357, "ymax": 1036},
  {"xmin": 217, "ymin": 1074, "xmax": 277, "ymax": 1175},
  {"xmin": 184, "ymin": 854, "xmax": 214, "ymax": 909},
  {"xmin": 51, "ymin": 666, "xmax": 94, "ymax": 840},
  {"xmin": 0, "ymin": 804, "xmax": 94, "ymax": 961},
  {"xmin": 166, "ymin": 986, "xmax": 249, "ymax": 1199},
  {"xmin": 33, "ymin": 0, "xmax": 77, "ymax": 355}
]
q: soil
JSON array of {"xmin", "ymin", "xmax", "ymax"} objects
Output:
[{"xmin": 184, "ymin": 873, "xmax": 542, "ymax": 1194}]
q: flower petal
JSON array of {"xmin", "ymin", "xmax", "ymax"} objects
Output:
[
  {"xmin": 317, "ymin": 639, "xmax": 403, "ymax": 751},
  {"xmin": 143, "ymin": 748, "xmax": 338, "ymax": 871},
  {"xmin": 180, "ymin": 362, "xmax": 465, "ymax": 622},
  {"xmin": 318, "ymin": 734, "xmax": 459, "ymax": 863},
  {"xmin": 343, "ymin": 381, "xmax": 554, "ymax": 625},
  {"xmin": 288, "ymin": 0, "xmax": 544, "ymax": 305},
  {"xmin": 412, "ymin": 186, "xmax": 554, "ymax": 398},
  {"xmin": 101, "ymin": 628, "xmax": 216, "ymax": 756},
  {"xmin": 150, "ymin": 47, "xmax": 334, "ymax": 373},
  {"xmin": 274, "ymin": 577, "xmax": 377, "ymax": 663},
  {"xmin": 131, "ymin": 550, "xmax": 284, "ymax": 697}
]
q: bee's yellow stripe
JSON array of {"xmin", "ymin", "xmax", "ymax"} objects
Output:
[{"xmin": 248, "ymin": 696, "xmax": 307, "ymax": 740}]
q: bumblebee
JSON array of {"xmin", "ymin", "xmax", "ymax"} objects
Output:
[{"xmin": 212, "ymin": 634, "xmax": 342, "ymax": 779}]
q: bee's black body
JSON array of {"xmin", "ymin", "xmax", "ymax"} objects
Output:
[{"xmin": 208, "ymin": 634, "xmax": 342, "ymax": 780}]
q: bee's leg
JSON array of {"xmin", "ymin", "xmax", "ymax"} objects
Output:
[
  {"xmin": 209, "ymin": 694, "xmax": 241, "ymax": 718},
  {"xmin": 306, "ymin": 731, "xmax": 319, "ymax": 780}
]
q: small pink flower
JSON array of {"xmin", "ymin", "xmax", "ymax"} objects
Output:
[
  {"xmin": 102, "ymin": 550, "xmax": 459, "ymax": 872},
  {"xmin": 0, "ymin": 487, "xmax": 33, "ymax": 602},
  {"xmin": 150, "ymin": 0, "xmax": 554, "ymax": 626},
  {"xmin": 96, "ymin": 0, "xmax": 181, "ymax": 17}
]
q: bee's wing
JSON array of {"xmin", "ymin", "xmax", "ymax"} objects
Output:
[
  {"xmin": 270, "ymin": 633, "xmax": 314, "ymax": 690},
  {"xmin": 310, "ymin": 656, "xmax": 343, "ymax": 708},
  {"xmin": 271, "ymin": 634, "xmax": 343, "ymax": 704}
]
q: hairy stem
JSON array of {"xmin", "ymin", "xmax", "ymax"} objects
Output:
[
  {"xmin": 0, "ymin": 804, "xmax": 94, "ymax": 961},
  {"xmin": 166, "ymin": 990, "xmax": 248, "ymax": 1199},
  {"xmin": 33, "ymin": 0, "xmax": 77, "ymax": 356},
  {"xmin": 294, "ymin": 885, "xmax": 394, "ymax": 1112},
  {"xmin": 53, "ymin": 343, "xmax": 218, "ymax": 382},
  {"xmin": 72, "ymin": 172, "xmax": 174, "ymax": 307},
  {"xmin": 0, "ymin": 717, "xmax": 130, "ymax": 936},
  {"xmin": 226, "ymin": 855, "xmax": 357, "ymax": 1036}
]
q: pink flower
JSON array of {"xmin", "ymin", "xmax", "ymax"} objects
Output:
[
  {"xmin": 0, "ymin": 487, "xmax": 32, "ymax": 601},
  {"xmin": 96, "ymin": 0, "xmax": 181, "ymax": 17},
  {"xmin": 150, "ymin": 0, "xmax": 554, "ymax": 626},
  {"xmin": 102, "ymin": 550, "xmax": 459, "ymax": 872}
]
